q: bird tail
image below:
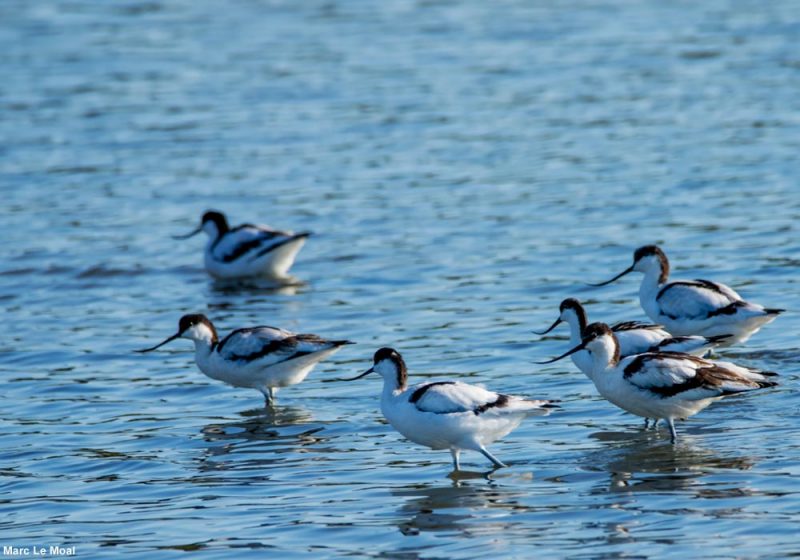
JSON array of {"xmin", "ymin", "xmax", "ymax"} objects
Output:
[
  {"xmin": 520, "ymin": 399, "xmax": 559, "ymax": 416},
  {"xmin": 706, "ymin": 334, "xmax": 733, "ymax": 344},
  {"xmin": 740, "ymin": 367, "xmax": 779, "ymax": 388},
  {"xmin": 753, "ymin": 369, "xmax": 779, "ymax": 388}
]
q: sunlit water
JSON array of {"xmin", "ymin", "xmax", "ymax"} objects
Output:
[{"xmin": 1, "ymin": 0, "xmax": 799, "ymax": 557}]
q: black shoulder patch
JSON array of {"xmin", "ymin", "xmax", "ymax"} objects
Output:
[
  {"xmin": 215, "ymin": 327, "xmax": 252, "ymax": 354},
  {"xmin": 623, "ymin": 355, "xmax": 650, "ymax": 378},
  {"xmin": 409, "ymin": 381, "xmax": 455, "ymax": 404},
  {"xmin": 473, "ymin": 394, "xmax": 510, "ymax": 415}
]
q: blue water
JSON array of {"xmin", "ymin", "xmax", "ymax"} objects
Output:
[{"xmin": 1, "ymin": 0, "xmax": 799, "ymax": 557}]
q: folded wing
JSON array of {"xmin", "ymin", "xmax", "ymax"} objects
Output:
[
  {"xmin": 211, "ymin": 224, "xmax": 295, "ymax": 263},
  {"xmin": 217, "ymin": 326, "xmax": 339, "ymax": 366},
  {"xmin": 623, "ymin": 352, "xmax": 769, "ymax": 400},
  {"xmin": 656, "ymin": 280, "xmax": 741, "ymax": 319},
  {"xmin": 409, "ymin": 382, "xmax": 510, "ymax": 415}
]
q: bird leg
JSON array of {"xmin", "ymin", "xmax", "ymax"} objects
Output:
[
  {"xmin": 450, "ymin": 449, "xmax": 461, "ymax": 471},
  {"xmin": 479, "ymin": 446, "xmax": 507, "ymax": 469},
  {"xmin": 667, "ymin": 418, "xmax": 678, "ymax": 443},
  {"xmin": 261, "ymin": 387, "xmax": 277, "ymax": 408}
]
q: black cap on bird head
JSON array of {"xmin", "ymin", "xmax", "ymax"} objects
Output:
[
  {"xmin": 135, "ymin": 313, "xmax": 218, "ymax": 353},
  {"xmin": 536, "ymin": 322, "xmax": 618, "ymax": 365},
  {"xmin": 173, "ymin": 210, "xmax": 229, "ymax": 240},
  {"xmin": 590, "ymin": 245, "xmax": 669, "ymax": 286},
  {"xmin": 633, "ymin": 245, "xmax": 669, "ymax": 283},
  {"xmin": 341, "ymin": 347, "xmax": 408, "ymax": 388}
]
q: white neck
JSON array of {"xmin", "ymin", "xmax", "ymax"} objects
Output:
[
  {"xmin": 193, "ymin": 337, "xmax": 214, "ymax": 361},
  {"xmin": 562, "ymin": 314, "xmax": 584, "ymax": 346},
  {"xmin": 382, "ymin": 377, "xmax": 404, "ymax": 397},
  {"xmin": 588, "ymin": 336, "xmax": 619, "ymax": 372},
  {"xmin": 638, "ymin": 264, "xmax": 665, "ymax": 316},
  {"xmin": 186, "ymin": 324, "xmax": 217, "ymax": 357},
  {"xmin": 379, "ymin": 368, "xmax": 405, "ymax": 393},
  {"xmin": 202, "ymin": 222, "xmax": 223, "ymax": 245}
]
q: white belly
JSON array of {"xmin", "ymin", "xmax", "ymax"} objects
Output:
[
  {"xmin": 204, "ymin": 237, "xmax": 307, "ymax": 279},
  {"xmin": 381, "ymin": 399, "xmax": 524, "ymax": 451}
]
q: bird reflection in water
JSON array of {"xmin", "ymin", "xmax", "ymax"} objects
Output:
[
  {"xmin": 195, "ymin": 405, "xmax": 325, "ymax": 475},
  {"xmin": 209, "ymin": 277, "xmax": 306, "ymax": 297},
  {"xmin": 584, "ymin": 429, "xmax": 755, "ymax": 495},
  {"xmin": 392, "ymin": 480, "xmax": 527, "ymax": 536}
]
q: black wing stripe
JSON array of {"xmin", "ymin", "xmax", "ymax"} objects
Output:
[
  {"xmin": 653, "ymin": 336, "xmax": 698, "ymax": 349},
  {"xmin": 611, "ymin": 321, "xmax": 662, "ymax": 332},
  {"xmin": 409, "ymin": 381, "xmax": 455, "ymax": 404},
  {"xmin": 656, "ymin": 279, "xmax": 731, "ymax": 301},
  {"xmin": 645, "ymin": 376, "xmax": 707, "ymax": 398},
  {"xmin": 249, "ymin": 233, "xmax": 310, "ymax": 261},
  {"xmin": 215, "ymin": 326, "xmax": 283, "ymax": 354},
  {"xmin": 220, "ymin": 232, "xmax": 282, "ymax": 263},
  {"xmin": 222, "ymin": 335, "xmax": 323, "ymax": 363},
  {"xmin": 706, "ymin": 300, "xmax": 747, "ymax": 317},
  {"xmin": 624, "ymin": 355, "xmax": 767, "ymax": 399},
  {"xmin": 623, "ymin": 352, "xmax": 706, "ymax": 378},
  {"xmin": 473, "ymin": 394, "xmax": 510, "ymax": 415},
  {"xmin": 228, "ymin": 339, "xmax": 293, "ymax": 362}
]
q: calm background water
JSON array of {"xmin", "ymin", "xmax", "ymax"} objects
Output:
[{"xmin": 1, "ymin": 0, "xmax": 799, "ymax": 557}]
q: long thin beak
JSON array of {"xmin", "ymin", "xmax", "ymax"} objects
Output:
[
  {"xmin": 135, "ymin": 332, "xmax": 181, "ymax": 353},
  {"xmin": 535, "ymin": 341, "xmax": 586, "ymax": 364},
  {"xmin": 588, "ymin": 265, "xmax": 634, "ymax": 287},
  {"xmin": 172, "ymin": 226, "xmax": 202, "ymax": 240},
  {"xmin": 532, "ymin": 317, "xmax": 562, "ymax": 336},
  {"xmin": 339, "ymin": 367, "xmax": 374, "ymax": 381}
]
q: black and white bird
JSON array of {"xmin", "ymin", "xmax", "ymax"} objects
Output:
[
  {"xmin": 137, "ymin": 314, "xmax": 352, "ymax": 405},
  {"xmin": 535, "ymin": 298, "xmax": 729, "ymax": 380},
  {"xmin": 591, "ymin": 245, "xmax": 783, "ymax": 346},
  {"xmin": 174, "ymin": 210, "xmax": 311, "ymax": 280},
  {"xmin": 345, "ymin": 348, "xmax": 555, "ymax": 471},
  {"xmin": 542, "ymin": 322, "xmax": 778, "ymax": 442}
]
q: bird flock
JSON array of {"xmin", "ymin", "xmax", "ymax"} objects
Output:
[{"xmin": 138, "ymin": 211, "xmax": 783, "ymax": 472}]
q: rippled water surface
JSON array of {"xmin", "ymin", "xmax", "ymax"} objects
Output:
[{"xmin": 2, "ymin": 0, "xmax": 800, "ymax": 557}]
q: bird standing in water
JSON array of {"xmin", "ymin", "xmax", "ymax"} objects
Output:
[
  {"xmin": 590, "ymin": 245, "xmax": 783, "ymax": 346},
  {"xmin": 137, "ymin": 313, "xmax": 352, "ymax": 406},
  {"xmin": 541, "ymin": 322, "xmax": 777, "ymax": 442},
  {"xmin": 345, "ymin": 348, "xmax": 555, "ymax": 471}
]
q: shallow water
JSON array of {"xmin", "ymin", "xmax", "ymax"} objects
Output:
[{"xmin": 1, "ymin": 0, "xmax": 799, "ymax": 557}]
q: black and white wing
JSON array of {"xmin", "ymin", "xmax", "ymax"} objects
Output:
[
  {"xmin": 405, "ymin": 381, "xmax": 549, "ymax": 416},
  {"xmin": 648, "ymin": 334, "xmax": 730, "ymax": 355},
  {"xmin": 216, "ymin": 326, "xmax": 346, "ymax": 366},
  {"xmin": 611, "ymin": 321, "xmax": 665, "ymax": 332},
  {"xmin": 407, "ymin": 382, "xmax": 507, "ymax": 414},
  {"xmin": 656, "ymin": 279, "xmax": 742, "ymax": 320},
  {"xmin": 621, "ymin": 352, "xmax": 773, "ymax": 400},
  {"xmin": 211, "ymin": 224, "xmax": 309, "ymax": 263}
]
